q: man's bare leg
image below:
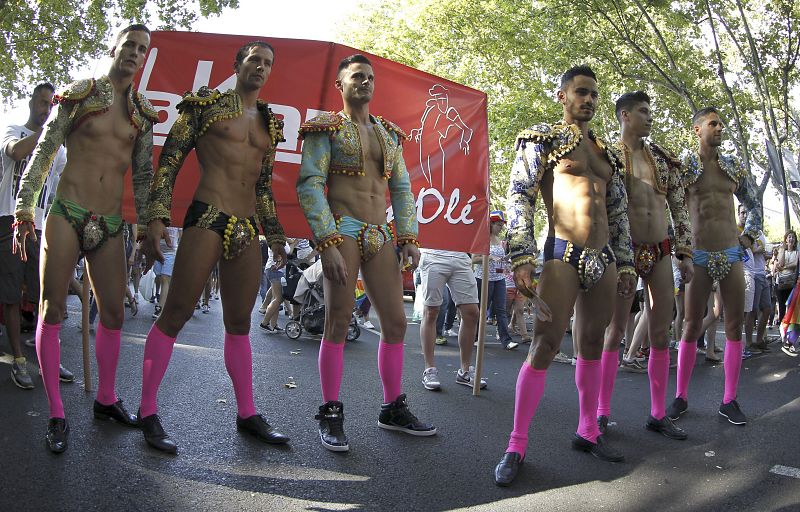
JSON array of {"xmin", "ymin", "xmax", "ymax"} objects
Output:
[
  {"xmin": 717, "ymin": 263, "xmax": 747, "ymax": 423},
  {"xmin": 456, "ymin": 303, "xmax": 479, "ymax": 372},
  {"xmin": 420, "ymin": 304, "xmax": 440, "ymax": 369},
  {"xmin": 506, "ymin": 260, "xmax": 580, "ymax": 459},
  {"xmin": 573, "ymin": 265, "xmax": 623, "ymax": 459},
  {"xmin": 597, "ymin": 282, "xmax": 635, "ymax": 428},
  {"xmin": 218, "ymin": 240, "xmax": 289, "ymax": 442},
  {"xmin": 85, "ymin": 234, "xmax": 138, "ymax": 424},
  {"xmin": 3, "ymin": 303, "xmax": 23, "ymax": 359},
  {"xmin": 138, "ymin": 228, "xmax": 222, "ymax": 454},
  {"xmin": 36, "ymin": 215, "xmax": 81, "ymax": 453},
  {"xmin": 668, "ymin": 266, "xmax": 714, "ymax": 419}
]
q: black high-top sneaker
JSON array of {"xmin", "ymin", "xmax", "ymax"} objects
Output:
[
  {"xmin": 315, "ymin": 401, "xmax": 349, "ymax": 452},
  {"xmin": 378, "ymin": 394, "xmax": 437, "ymax": 436}
]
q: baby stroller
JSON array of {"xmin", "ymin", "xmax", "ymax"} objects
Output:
[{"xmin": 285, "ymin": 260, "xmax": 360, "ymax": 341}]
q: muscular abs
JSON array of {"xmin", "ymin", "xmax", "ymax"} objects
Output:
[
  {"xmin": 193, "ymin": 106, "xmax": 270, "ymax": 218},
  {"xmin": 546, "ymin": 140, "xmax": 612, "ymax": 248},
  {"xmin": 685, "ymin": 158, "xmax": 738, "ymax": 251},
  {"xmin": 327, "ymin": 120, "xmax": 388, "ymax": 225},
  {"xmin": 55, "ymin": 97, "xmax": 137, "ymax": 215},
  {"xmin": 626, "ymin": 150, "xmax": 668, "ymax": 245}
]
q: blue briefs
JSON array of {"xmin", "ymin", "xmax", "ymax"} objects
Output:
[
  {"xmin": 692, "ymin": 246, "xmax": 744, "ymax": 281},
  {"xmin": 544, "ymin": 236, "xmax": 616, "ymax": 291}
]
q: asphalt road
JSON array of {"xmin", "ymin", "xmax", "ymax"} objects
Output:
[{"xmin": 1, "ymin": 293, "xmax": 799, "ymax": 511}]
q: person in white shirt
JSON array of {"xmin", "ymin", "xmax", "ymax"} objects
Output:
[{"xmin": 1, "ymin": 83, "xmax": 69, "ymax": 391}]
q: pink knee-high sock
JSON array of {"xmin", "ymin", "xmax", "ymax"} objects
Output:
[
  {"xmin": 139, "ymin": 324, "xmax": 176, "ymax": 418},
  {"xmin": 36, "ymin": 319, "xmax": 64, "ymax": 419},
  {"xmin": 676, "ymin": 340, "xmax": 697, "ymax": 399},
  {"xmin": 575, "ymin": 357, "xmax": 602, "ymax": 443},
  {"xmin": 223, "ymin": 332, "xmax": 257, "ymax": 419},
  {"xmin": 506, "ymin": 363, "xmax": 547, "ymax": 457},
  {"xmin": 378, "ymin": 341, "xmax": 404, "ymax": 403},
  {"xmin": 596, "ymin": 349, "xmax": 619, "ymax": 417},
  {"xmin": 319, "ymin": 339, "xmax": 345, "ymax": 403},
  {"xmin": 95, "ymin": 322, "xmax": 121, "ymax": 406},
  {"xmin": 723, "ymin": 340, "xmax": 743, "ymax": 404},
  {"xmin": 648, "ymin": 347, "xmax": 670, "ymax": 419}
]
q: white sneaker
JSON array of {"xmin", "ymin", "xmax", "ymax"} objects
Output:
[
  {"xmin": 553, "ymin": 352, "xmax": 572, "ymax": 364},
  {"xmin": 456, "ymin": 366, "xmax": 487, "ymax": 389},
  {"xmin": 422, "ymin": 367, "xmax": 441, "ymax": 391},
  {"xmin": 362, "ymin": 320, "xmax": 375, "ymax": 329},
  {"xmin": 443, "ymin": 328, "xmax": 458, "ymax": 337}
]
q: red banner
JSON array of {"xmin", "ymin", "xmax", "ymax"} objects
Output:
[{"xmin": 128, "ymin": 31, "xmax": 490, "ymax": 253}]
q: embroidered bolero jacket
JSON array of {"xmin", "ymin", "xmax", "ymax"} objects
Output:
[
  {"xmin": 615, "ymin": 140, "xmax": 693, "ymax": 259},
  {"xmin": 14, "ymin": 75, "xmax": 157, "ymax": 224},
  {"xmin": 146, "ymin": 87, "xmax": 286, "ymax": 245},
  {"xmin": 296, "ymin": 111, "xmax": 418, "ymax": 250},
  {"xmin": 505, "ymin": 121, "xmax": 635, "ymax": 271},
  {"xmin": 681, "ymin": 152, "xmax": 762, "ymax": 243}
]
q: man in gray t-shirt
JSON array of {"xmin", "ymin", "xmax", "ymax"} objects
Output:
[{"xmin": 739, "ymin": 204, "xmax": 771, "ymax": 351}]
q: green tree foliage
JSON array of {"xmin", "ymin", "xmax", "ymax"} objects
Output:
[
  {"xmin": 341, "ymin": 0, "xmax": 799, "ymax": 224},
  {"xmin": 0, "ymin": 0, "xmax": 238, "ymax": 101}
]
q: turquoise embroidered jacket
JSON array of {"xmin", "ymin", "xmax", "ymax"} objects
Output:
[
  {"xmin": 506, "ymin": 121, "xmax": 634, "ymax": 270},
  {"xmin": 681, "ymin": 152, "xmax": 762, "ymax": 243},
  {"xmin": 297, "ymin": 111, "xmax": 418, "ymax": 248},
  {"xmin": 147, "ymin": 87, "xmax": 286, "ymax": 245},
  {"xmin": 14, "ymin": 75, "xmax": 157, "ymax": 224}
]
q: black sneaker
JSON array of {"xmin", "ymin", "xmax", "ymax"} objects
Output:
[
  {"xmin": 494, "ymin": 451, "xmax": 524, "ymax": 487},
  {"xmin": 666, "ymin": 397, "xmax": 688, "ymax": 421},
  {"xmin": 315, "ymin": 401, "xmax": 349, "ymax": 452},
  {"xmin": 719, "ymin": 400, "xmax": 747, "ymax": 425},
  {"xmin": 378, "ymin": 394, "xmax": 437, "ymax": 436},
  {"xmin": 645, "ymin": 415, "xmax": 688, "ymax": 440},
  {"xmin": 782, "ymin": 343, "xmax": 799, "ymax": 357},
  {"xmin": 597, "ymin": 415, "xmax": 609, "ymax": 435}
]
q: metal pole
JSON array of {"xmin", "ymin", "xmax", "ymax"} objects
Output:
[
  {"xmin": 473, "ymin": 255, "xmax": 490, "ymax": 396},
  {"xmin": 777, "ymin": 143, "xmax": 792, "ymax": 232}
]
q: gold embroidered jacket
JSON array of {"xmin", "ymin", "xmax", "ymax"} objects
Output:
[
  {"xmin": 506, "ymin": 121, "xmax": 634, "ymax": 270},
  {"xmin": 681, "ymin": 151, "xmax": 762, "ymax": 243},
  {"xmin": 297, "ymin": 111, "xmax": 418, "ymax": 248},
  {"xmin": 146, "ymin": 87, "xmax": 287, "ymax": 245},
  {"xmin": 14, "ymin": 76, "xmax": 157, "ymax": 224},
  {"xmin": 615, "ymin": 140, "xmax": 692, "ymax": 258}
]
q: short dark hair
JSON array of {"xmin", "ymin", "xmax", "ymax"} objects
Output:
[
  {"xmin": 560, "ymin": 65, "xmax": 597, "ymax": 89},
  {"xmin": 337, "ymin": 54, "xmax": 372, "ymax": 76},
  {"xmin": 615, "ymin": 91, "xmax": 650, "ymax": 122},
  {"xmin": 235, "ymin": 41, "xmax": 275, "ymax": 67},
  {"xmin": 115, "ymin": 23, "xmax": 150, "ymax": 45},
  {"xmin": 32, "ymin": 82, "xmax": 55, "ymax": 97},
  {"xmin": 692, "ymin": 107, "xmax": 720, "ymax": 125}
]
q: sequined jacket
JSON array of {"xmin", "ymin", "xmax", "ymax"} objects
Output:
[
  {"xmin": 14, "ymin": 75, "xmax": 157, "ymax": 224},
  {"xmin": 615, "ymin": 140, "xmax": 693, "ymax": 258},
  {"xmin": 506, "ymin": 121, "xmax": 634, "ymax": 270},
  {"xmin": 681, "ymin": 152, "xmax": 762, "ymax": 242},
  {"xmin": 146, "ymin": 87, "xmax": 286, "ymax": 245},
  {"xmin": 297, "ymin": 111, "xmax": 418, "ymax": 249}
]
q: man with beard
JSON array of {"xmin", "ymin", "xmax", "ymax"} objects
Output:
[{"xmin": 494, "ymin": 65, "xmax": 636, "ymax": 486}]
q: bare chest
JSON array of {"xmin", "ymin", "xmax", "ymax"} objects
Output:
[
  {"xmin": 75, "ymin": 99, "xmax": 138, "ymax": 145},
  {"xmin": 687, "ymin": 160, "xmax": 735, "ymax": 197},
  {"xmin": 555, "ymin": 141, "xmax": 612, "ymax": 183},
  {"xmin": 205, "ymin": 110, "xmax": 271, "ymax": 152},
  {"xmin": 357, "ymin": 124, "xmax": 384, "ymax": 165}
]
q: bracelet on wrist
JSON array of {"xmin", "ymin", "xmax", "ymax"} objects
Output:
[{"xmin": 510, "ymin": 256, "xmax": 537, "ymax": 272}]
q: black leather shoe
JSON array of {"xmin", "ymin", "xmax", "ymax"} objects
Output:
[
  {"xmin": 46, "ymin": 418, "xmax": 69, "ymax": 454},
  {"xmin": 315, "ymin": 401, "xmax": 349, "ymax": 452},
  {"xmin": 597, "ymin": 415, "xmax": 609, "ymax": 435},
  {"xmin": 571, "ymin": 434, "xmax": 625, "ymax": 462},
  {"xmin": 94, "ymin": 400, "xmax": 139, "ymax": 427},
  {"xmin": 237, "ymin": 414, "xmax": 290, "ymax": 444},
  {"xmin": 494, "ymin": 452, "xmax": 523, "ymax": 487},
  {"xmin": 646, "ymin": 415, "xmax": 688, "ymax": 440},
  {"xmin": 666, "ymin": 397, "xmax": 688, "ymax": 421},
  {"xmin": 138, "ymin": 410, "xmax": 177, "ymax": 454}
]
